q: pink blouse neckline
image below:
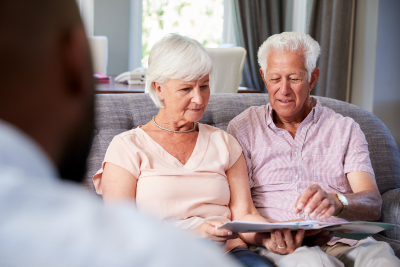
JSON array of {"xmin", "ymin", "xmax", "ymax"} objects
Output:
[{"xmin": 136, "ymin": 123, "xmax": 210, "ymax": 170}]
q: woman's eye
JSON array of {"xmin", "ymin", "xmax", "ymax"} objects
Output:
[
  {"xmin": 181, "ymin": 88, "xmax": 191, "ymax": 91},
  {"xmin": 201, "ymin": 85, "xmax": 209, "ymax": 90}
]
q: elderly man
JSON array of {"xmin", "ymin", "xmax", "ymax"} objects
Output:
[
  {"xmin": 228, "ymin": 32, "xmax": 399, "ymax": 266},
  {"xmin": 0, "ymin": 0, "xmax": 240, "ymax": 266}
]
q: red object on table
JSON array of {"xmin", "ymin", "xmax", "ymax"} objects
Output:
[{"xmin": 93, "ymin": 72, "xmax": 110, "ymax": 83}]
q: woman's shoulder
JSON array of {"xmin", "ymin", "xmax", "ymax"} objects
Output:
[
  {"xmin": 111, "ymin": 127, "xmax": 146, "ymax": 146},
  {"xmin": 199, "ymin": 123, "xmax": 237, "ymax": 142},
  {"xmin": 199, "ymin": 123, "xmax": 227, "ymax": 136}
]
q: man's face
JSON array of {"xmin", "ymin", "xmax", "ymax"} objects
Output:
[
  {"xmin": 57, "ymin": 30, "xmax": 95, "ymax": 184},
  {"xmin": 261, "ymin": 51, "xmax": 312, "ymax": 122}
]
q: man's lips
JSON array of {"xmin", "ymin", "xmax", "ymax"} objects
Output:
[{"xmin": 278, "ymin": 99, "xmax": 293, "ymax": 104}]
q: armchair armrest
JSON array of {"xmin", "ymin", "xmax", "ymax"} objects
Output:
[{"xmin": 379, "ymin": 188, "xmax": 400, "ymax": 240}]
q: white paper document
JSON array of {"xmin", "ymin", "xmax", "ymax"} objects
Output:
[{"xmin": 217, "ymin": 221, "xmax": 397, "ymax": 240}]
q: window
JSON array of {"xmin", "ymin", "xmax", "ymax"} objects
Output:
[{"xmin": 142, "ymin": 0, "xmax": 224, "ymax": 67}]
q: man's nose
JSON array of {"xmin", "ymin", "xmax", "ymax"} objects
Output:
[{"xmin": 280, "ymin": 79, "xmax": 291, "ymax": 95}]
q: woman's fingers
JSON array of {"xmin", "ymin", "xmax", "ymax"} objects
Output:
[{"xmin": 204, "ymin": 221, "xmax": 235, "ymax": 238}]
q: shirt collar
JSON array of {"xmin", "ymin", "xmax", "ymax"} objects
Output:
[
  {"xmin": 266, "ymin": 97, "xmax": 322, "ymax": 127},
  {"xmin": 0, "ymin": 119, "xmax": 58, "ymax": 180}
]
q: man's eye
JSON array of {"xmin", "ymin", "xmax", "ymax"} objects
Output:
[
  {"xmin": 181, "ymin": 88, "xmax": 191, "ymax": 91},
  {"xmin": 200, "ymin": 85, "xmax": 209, "ymax": 90}
]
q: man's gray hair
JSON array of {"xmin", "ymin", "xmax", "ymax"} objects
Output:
[
  {"xmin": 257, "ymin": 32, "xmax": 321, "ymax": 81},
  {"xmin": 146, "ymin": 34, "xmax": 213, "ymax": 108}
]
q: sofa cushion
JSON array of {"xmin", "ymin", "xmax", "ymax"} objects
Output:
[{"xmin": 85, "ymin": 93, "xmax": 400, "ymax": 197}]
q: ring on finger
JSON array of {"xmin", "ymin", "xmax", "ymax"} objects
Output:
[{"xmin": 277, "ymin": 244, "xmax": 285, "ymax": 249}]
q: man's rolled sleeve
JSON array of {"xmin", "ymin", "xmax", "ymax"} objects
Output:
[{"xmin": 343, "ymin": 122, "xmax": 375, "ymax": 177}]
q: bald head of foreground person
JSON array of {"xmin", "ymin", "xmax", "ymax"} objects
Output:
[
  {"xmin": 0, "ymin": 1, "xmax": 241, "ymax": 266},
  {"xmin": 0, "ymin": 0, "xmax": 94, "ymax": 182}
]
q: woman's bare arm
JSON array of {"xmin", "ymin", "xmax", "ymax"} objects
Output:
[{"xmin": 100, "ymin": 162, "xmax": 138, "ymax": 205}]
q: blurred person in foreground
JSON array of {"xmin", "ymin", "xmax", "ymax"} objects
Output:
[
  {"xmin": 0, "ymin": 0, "xmax": 242, "ymax": 266},
  {"xmin": 227, "ymin": 32, "xmax": 400, "ymax": 266},
  {"xmin": 93, "ymin": 34, "xmax": 324, "ymax": 267}
]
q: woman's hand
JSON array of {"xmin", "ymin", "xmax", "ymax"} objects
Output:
[
  {"xmin": 193, "ymin": 221, "xmax": 238, "ymax": 246},
  {"xmin": 294, "ymin": 184, "xmax": 340, "ymax": 220},
  {"xmin": 262, "ymin": 229, "xmax": 321, "ymax": 255}
]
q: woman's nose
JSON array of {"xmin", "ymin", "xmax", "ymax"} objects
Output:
[{"xmin": 191, "ymin": 88, "xmax": 204, "ymax": 104}]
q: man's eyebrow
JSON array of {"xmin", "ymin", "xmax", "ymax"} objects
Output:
[{"xmin": 268, "ymin": 72, "xmax": 304, "ymax": 76}]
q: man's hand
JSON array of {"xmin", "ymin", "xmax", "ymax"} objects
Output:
[
  {"xmin": 262, "ymin": 229, "xmax": 321, "ymax": 254},
  {"xmin": 294, "ymin": 184, "xmax": 342, "ymax": 220}
]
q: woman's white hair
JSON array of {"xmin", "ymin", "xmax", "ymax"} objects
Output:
[
  {"xmin": 146, "ymin": 34, "xmax": 213, "ymax": 108},
  {"xmin": 257, "ymin": 32, "xmax": 321, "ymax": 81}
]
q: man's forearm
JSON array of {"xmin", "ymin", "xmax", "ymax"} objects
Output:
[{"xmin": 332, "ymin": 190, "xmax": 382, "ymax": 221}]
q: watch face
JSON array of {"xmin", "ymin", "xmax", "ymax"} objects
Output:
[{"xmin": 338, "ymin": 194, "xmax": 348, "ymax": 205}]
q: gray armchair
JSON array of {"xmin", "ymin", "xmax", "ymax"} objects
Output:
[{"xmin": 86, "ymin": 93, "xmax": 400, "ymax": 257}]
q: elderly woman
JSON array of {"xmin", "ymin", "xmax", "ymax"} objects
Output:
[{"xmin": 93, "ymin": 34, "xmax": 313, "ymax": 267}]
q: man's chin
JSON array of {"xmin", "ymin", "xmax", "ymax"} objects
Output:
[
  {"xmin": 57, "ymin": 130, "xmax": 93, "ymax": 183},
  {"xmin": 58, "ymin": 99, "xmax": 94, "ymax": 183}
]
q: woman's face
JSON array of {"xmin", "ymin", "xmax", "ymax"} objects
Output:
[{"xmin": 155, "ymin": 75, "xmax": 210, "ymax": 123}]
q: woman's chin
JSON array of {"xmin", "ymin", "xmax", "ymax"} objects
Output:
[
  {"xmin": 185, "ymin": 114, "xmax": 204, "ymax": 123},
  {"xmin": 185, "ymin": 110, "xmax": 205, "ymax": 121}
]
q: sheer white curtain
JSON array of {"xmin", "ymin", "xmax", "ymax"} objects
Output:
[{"xmin": 75, "ymin": 0, "xmax": 94, "ymax": 36}]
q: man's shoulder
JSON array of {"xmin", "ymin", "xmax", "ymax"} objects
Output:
[
  {"xmin": 318, "ymin": 105, "xmax": 358, "ymax": 129},
  {"xmin": 0, "ymin": 172, "xmax": 236, "ymax": 267}
]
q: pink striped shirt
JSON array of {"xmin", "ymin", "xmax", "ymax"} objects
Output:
[{"xmin": 228, "ymin": 97, "xmax": 375, "ymax": 245}]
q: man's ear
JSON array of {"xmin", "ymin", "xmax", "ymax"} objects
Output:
[
  {"xmin": 60, "ymin": 24, "xmax": 93, "ymax": 98},
  {"xmin": 309, "ymin": 68, "xmax": 320, "ymax": 91},
  {"xmin": 260, "ymin": 68, "xmax": 267, "ymax": 84}
]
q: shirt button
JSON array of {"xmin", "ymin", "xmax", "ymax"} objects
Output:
[
  {"xmin": 295, "ymin": 174, "xmax": 299, "ymax": 179},
  {"xmin": 294, "ymin": 151, "xmax": 298, "ymax": 156}
]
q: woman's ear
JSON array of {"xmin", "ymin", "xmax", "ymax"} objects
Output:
[{"xmin": 153, "ymin": 82, "xmax": 163, "ymax": 101}]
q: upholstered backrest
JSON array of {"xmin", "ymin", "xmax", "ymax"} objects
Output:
[{"xmin": 85, "ymin": 94, "xmax": 400, "ymax": 195}]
